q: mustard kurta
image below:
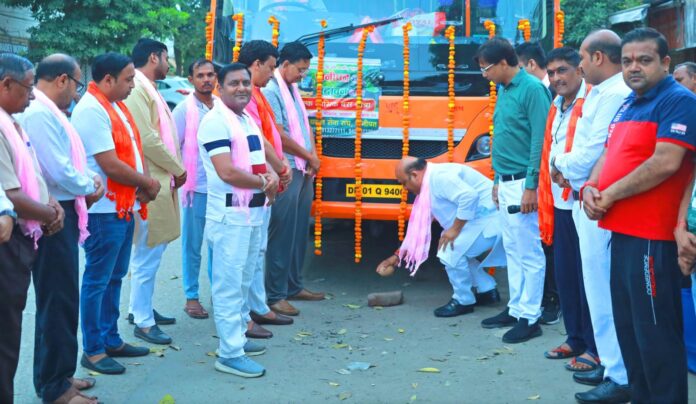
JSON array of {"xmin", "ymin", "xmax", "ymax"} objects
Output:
[{"xmin": 124, "ymin": 74, "xmax": 185, "ymax": 247}]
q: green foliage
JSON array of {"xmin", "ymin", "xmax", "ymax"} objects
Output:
[
  {"xmin": 0, "ymin": 0, "xmax": 189, "ymax": 64},
  {"xmin": 561, "ymin": 0, "xmax": 644, "ymax": 47}
]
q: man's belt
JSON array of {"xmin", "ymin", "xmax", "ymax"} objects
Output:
[
  {"xmin": 226, "ymin": 192, "xmax": 266, "ymax": 208},
  {"xmin": 499, "ymin": 171, "xmax": 527, "ymax": 182},
  {"xmin": 572, "ymin": 190, "xmax": 580, "ymax": 200}
]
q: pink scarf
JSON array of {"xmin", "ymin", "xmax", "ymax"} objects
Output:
[
  {"xmin": 218, "ymin": 104, "xmax": 266, "ymax": 214},
  {"xmin": 273, "ymin": 69, "xmax": 310, "ymax": 172},
  {"xmin": 134, "ymin": 70, "xmax": 178, "ymax": 158},
  {"xmin": 398, "ymin": 164, "xmax": 432, "ymax": 276},
  {"xmin": 32, "ymin": 89, "xmax": 90, "ymax": 244},
  {"xmin": 0, "ymin": 107, "xmax": 42, "ymax": 245},
  {"xmin": 245, "ymin": 89, "xmax": 284, "ymax": 159},
  {"xmin": 181, "ymin": 93, "xmax": 218, "ymax": 206}
]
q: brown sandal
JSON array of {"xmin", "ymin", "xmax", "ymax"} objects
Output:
[{"xmin": 184, "ymin": 300, "xmax": 209, "ymax": 319}]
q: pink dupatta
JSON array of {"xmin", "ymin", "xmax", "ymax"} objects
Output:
[
  {"xmin": 134, "ymin": 70, "xmax": 178, "ymax": 158},
  {"xmin": 181, "ymin": 93, "xmax": 218, "ymax": 206},
  {"xmin": 33, "ymin": 89, "xmax": 91, "ymax": 244},
  {"xmin": 0, "ymin": 107, "xmax": 43, "ymax": 245},
  {"xmin": 398, "ymin": 164, "xmax": 432, "ymax": 276},
  {"xmin": 273, "ymin": 69, "xmax": 310, "ymax": 172}
]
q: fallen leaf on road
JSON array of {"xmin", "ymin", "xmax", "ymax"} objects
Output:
[
  {"xmin": 527, "ymin": 395, "xmax": 540, "ymax": 400},
  {"xmin": 297, "ymin": 331, "xmax": 313, "ymax": 337},
  {"xmin": 384, "ymin": 337, "xmax": 394, "ymax": 341},
  {"xmin": 87, "ymin": 371, "xmax": 101, "ymax": 376},
  {"xmin": 194, "ymin": 343, "xmax": 202, "ymax": 346},
  {"xmin": 325, "ymin": 293, "xmax": 335, "ymax": 300},
  {"xmin": 336, "ymin": 369, "xmax": 351, "ymax": 375},
  {"xmin": 338, "ymin": 392, "xmax": 352, "ymax": 400},
  {"xmin": 347, "ymin": 362, "xmax": 372, "ymax": 371},
  {"xmin": 418, "ymin": 367, "xmax": 441, "ymax": 373},
  {"xmin": 410, "ymin": 395, "xmax": 417, "ymax": 402},
  {"xmin": 497, "ymin": 369, "xmax": 504, "ymax": 375},
  {"xmin": 159, "ymin": 394, "xmax": 175, "ymax": 404},
  {"xmin": 398, "ymin": 328, "xmax": 405, "ymax": 334},
  {"xmin": 150, "ymin": 348, "xmax": 165, "ymax": 357},
  {"xmin": 169, "ymin": 275, "xmax": 178, "ymax": 280},
  {"xmin": 452, "ymin": 333, "xmax": 461, "ymax": 337},
  {"xmin": 360, "ymin": 334, "xmax": 369, "ymax": 339},
  {"xmin": 343, "ymin": 304, "xmax": 361, "ymax": 310},
  {"xmin": 169, "ymin": 345, "xmax": 181, "ymax": 351},
  {"xmin": 337, "ymin": 328, "xmax": 347, "ymax": 335},
  {"xmin": 412, "ymin": 383, "xmax": 418, "ymax": 389},
  {"xmin": 476, "ymin": 356, "xmax": 489, "ymax": 361},
  {"xmin": 127, "ymin": 362, "xmax": 143, "ymax": 366},
  {"xmin": 329, "ymin": 382, "xmax": 340, "ymax": 387},
  {"xmin": 212, "ymin": 335, "xmax": 219, "ymax": 339},
  {"xmin": 206, "ymin": 352, "xmax": 216, "ymax": 357},
  {"xmin": 332, "ymin": 343, "xmax": 349, "ymax": 349}
]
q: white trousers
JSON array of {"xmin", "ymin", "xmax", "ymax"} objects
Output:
[
  {"xmin": 207, "ymin": 218, "xmax": 261, "ymax": 359},
  {"xmin": 444, "ymin": 233, "xmax": 497, "ymax": 305},
  {"xmin": 573, "ymin": 202, "xmax": 628, "ymax": 385},
  {"xmin": 129, "ymin": 213, "xmax": 168, "ymax": 328},
  {"xmin": 243, "ymin": 209, "xmax": 272, "ymax": 323},
  {"xmin": 497, "ymin": 178, "xmax": 546, "ymax": 322}
]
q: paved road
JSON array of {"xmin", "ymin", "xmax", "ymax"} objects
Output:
[{"xmin": 14, "ymin": 220, "xmax": 696, "ymax": 403}]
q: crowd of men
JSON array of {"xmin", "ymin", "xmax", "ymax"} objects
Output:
[{"xmin": 0, "ymin": 24, "xmax": 695, "ymax": 404}]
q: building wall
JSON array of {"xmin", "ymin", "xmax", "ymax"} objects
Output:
[{"xmin": 0, "ymin": 6, "xmax": 35, "ymax": 54}]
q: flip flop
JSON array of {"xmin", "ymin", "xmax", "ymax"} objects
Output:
[
  {"xmin": 565, "ymin": 354, "xmax": 599, "ymax": 372},
  {"xmin": 544, "ymin": 344, "xmax": 583, "ymax": 359}
]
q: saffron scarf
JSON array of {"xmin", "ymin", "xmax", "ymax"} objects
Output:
[
  {"xmin": 181, "ymin": 93, "xmax": 218, "ymax": 206},
  {"xmin": 0, "ymin": 106, "xmax": 42, "ymax": 244},
  {"xmin": 246, "ymin": 86, "xmax": 284, "ymax": 159},
  {"xmin": 538, "ymin": 84, "xmax": 590, "ymax": 245},
  {"xmin": 87, "ymin": 82, "xmax": 147, "ymax": 220},
  {"xmin": 33, "ymin": 88, "xmax": 90, "ymax": 244},
  {"xmin": 134, "ymin": 70, "xmax": 178, "ymax": 158},
  {"xmin": 273, "ymin": 69, "xmax": 310, "ymax": 172},
  {"xmin": 398, "ymin": 164, "xmax": 432, "ymax": 275}
]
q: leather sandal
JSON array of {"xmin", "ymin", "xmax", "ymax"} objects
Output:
[
  {"xmin": 544, "ymin": 343, "xmax": 583, "ymax": 359},
  {"xmin": 565, "ymin": 352, "xmax": 600, "ymax": 372},
  {"xmin": 184, "ymin": 300, "xmax": 209, "ymax": 319}
]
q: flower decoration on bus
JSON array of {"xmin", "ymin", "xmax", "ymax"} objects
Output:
[
  {"xmin": 484, "ymin": 20, "xmax": 496, "ymax": 38},
  {"xmin": 268, "ymin": 16, "xmax": 280, "ymax": 48},
  {"xmin": 398, "ymin": 21, "xmax": 413, "ymax": 242},
  {"xmin": 518, "ymin": 19, "xmax": 531, "ymax": 42},
  {"xmin": 232, "ymin": 13, "xmax": 244, "ymax": 62},
  {"xmin": 314, "ymin": 19, "xmax": 327, "ymax": 256},
  {"xmin": 446, "ymin": 25, "xmax": 456, "ymax": 162},
  {"xmin": 555, "ymin": 11, "xmax": 565, "ymax": 48},
  {"xmin": 205, "ymin": 12, "xmax": 214, "ymax": 61}
]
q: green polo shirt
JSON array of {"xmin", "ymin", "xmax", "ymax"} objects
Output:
[{"xmin": 492, "ymin": 68, "xmax": 551, "ymax": 189}]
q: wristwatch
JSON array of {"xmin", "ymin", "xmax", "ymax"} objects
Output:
[{"xmin": 0, "ymin": 209, "xmax": 17, "ymax": 225}]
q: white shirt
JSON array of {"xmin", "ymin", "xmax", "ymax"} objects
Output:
[
  {"xmin": 72, "ymin": 92, "xmax": 144, "ymax": 214},
  {"xmin": 0, "ymin": 187, "xmax": 13, "ymax": 212},
  {"xmin": 549, "ymin": 80, "xmax": 587, "ymax": 210},
  {"xmin": 554, "ymin": 73, "xmax": 631, "ymax": 191},
  {"xmin": 198, "ymin": 105, "xmax": 266, "ymax": 226},
  {"xmin": 172, "ymin": 95, "xmax": 211, "ymax": 194}
]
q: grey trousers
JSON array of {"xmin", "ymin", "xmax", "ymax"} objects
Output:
[{"xmin": 265, "ymin": 168, "xmax": 313, "ymax": 304}]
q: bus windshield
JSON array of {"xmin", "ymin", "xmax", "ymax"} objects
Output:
[{"xmin": 224, "ymin": 0, "xmax": 546, "ymax": 45}]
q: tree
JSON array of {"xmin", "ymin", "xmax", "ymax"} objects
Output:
[
  {"xmin": 562, "ymin": 0, "xmax": 643, "ymax": 47},
  {"xmin": 172, "ymin": 0, "xmax": 208, "ymax": 76},
  {"xmin": 0, "ymin": 0, "xmax": 188, "ymax": 64}
]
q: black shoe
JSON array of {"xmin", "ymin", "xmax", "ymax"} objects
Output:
[
  {"xmin": 575, "ymin": 380, "xmax": 631, "ymax": 404},
  {"xmin": 80, "ymin": 353, "xmax": 125, "ymax": 375},
  {"xmin": 475, "ymin": 288, "xmax": 501, "ymax": 306},
  {"xmin": 128, "ymin": 309, "xmax": 176, "ymax": 325},
  {"xmin": 502, "ymin": 318, "xmax": 542, "ymax": 343},
  {"xmin": 434, "ymin": 299, "xmax": 475, "ymax": 317},
  {"xmin": 539, "ymin": 294, "xmax": 561, "ymax": 325},
  {"xmin": 134, "ymin": 324, "xmax": 173, "ymax": 345},
  {"xmin": 105, "ymin": 342, "xmax": 150, "ymax": 357},
  {"xmin": 481, "ymin": 308, "xmax": 517, "ymax": 329},
  {"xmin": 573, "ymin": 365, "xmax": 606, "ymax": 386}
]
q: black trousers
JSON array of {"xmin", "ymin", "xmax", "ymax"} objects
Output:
[
  {"xmin": 0, "ymin": 226, "xmax": 35, "ymax": 404},
  {"xmin": 32, "ymin": 201, "xmax": 80, "ymax": 401},
  {"xmin": 610, "ymin": 232, "xmax": 687, "ymax": 403},
  {"xmin": 542, "ymin": 241, "xmax": 558, "ymax": 302}
]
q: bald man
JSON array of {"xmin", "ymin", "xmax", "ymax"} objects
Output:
[
  {"xmin": 550, "ymin": 30, "xmax": 631, "ymax": 402},
  {"xmin": 376, "ymin": 158, "xmax": 505, "ymax": 317},
  {"xmin": 674, "ymin": 62, "xmax": 696, "ymax": 93}
]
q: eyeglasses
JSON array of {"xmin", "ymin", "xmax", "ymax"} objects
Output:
[
  {"xmin": 480, "ymin": 63, "xmax": 496, "ymax": 73},
  {"xmin": 294, "ymin": 65, "xmax": 309, "ymax": 76},
  {"xmin": 10, "ymin": 78, "xmax": 33, "ymax": 92},
  {"xmin": 67, "ymin": 74, "xmax": 85, "ymax": 92}
]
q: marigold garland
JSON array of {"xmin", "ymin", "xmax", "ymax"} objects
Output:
[
  {"xmin": 354, "ymin": 25, "xmax": 373, "ymax": 263},
  {"xmin": 518, "ymin": 19, "xmax": 531, "ymax": 42},
  {"xmin": 397, "ymin": 22, "xmax": 413, "ymax": 241},
  {"xmin": 483, "ymin": 20, "xmax": 496, "ymax": 38},
  {"xmin": 268, "ymin": 16, "xmax": 280, "ymax": 48},
  {"xmin": 205, "ymin": 11, "xmax": 214, "ymax": 61},
  {"xmin": 445, "ymin": 25, "xmax": 456, "ymax": 162},
  {"xmin": 232, "ymin": 13, "xmax": 244, "ymax": 62},
  {"xmin": 314, "ymin": 19, "xmax": 327, "ymax": 256},
  {"xmin": 484, "ymin": 21, "xmax": 496, "ymax": 167},
  {"xmin": 555, "ymin": 11, "xmax": 565, "ymax": 48}
]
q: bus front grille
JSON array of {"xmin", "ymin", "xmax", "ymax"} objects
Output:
[{"xmin": 322, "ymin": 138, "xmax": 462, "ymax": 159}]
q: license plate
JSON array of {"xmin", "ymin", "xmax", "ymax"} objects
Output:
[{"xmin": 345, "ymin": 184, "xmax": 402, "ymax": 199}]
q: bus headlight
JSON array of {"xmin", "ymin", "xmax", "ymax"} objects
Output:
[{"xmin": 466, "ymin": 134, "xmax": 491, "ymax": 161}]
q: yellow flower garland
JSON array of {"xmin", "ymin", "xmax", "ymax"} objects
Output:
[
  {"xmin": 446, "ymin": 25, "xmax": 456, "ymax": 162},
  {"xmin": 205, "ymin": 12, "xmax": 214, "ymax": 61},
  {"xmin": 232, "ymin": 13, "xmax": 244, "ymax": 62},
  {"xmin": 483, "ymin": 20, "xmax": 496, "ymax": 38},
  {"xmin": 398, "ymin": 22, "xmax": 413, "ymax": 241},
  {"xmin": 314, "ymin": 19, "xmax": 327, "ymax": 256},
  {"xmin": 555, "ymin": 11, "xmax": 565, "ymax": 48},
  {"xmin": 268, "ymin": 16, "xmax": 280, "ymax": 48},
  {"xmin": 517, "ymin": 19, "xmax": 531, "ymax": 42},
  {"xmin": 354, "ymin": 25, "xmax": 373, "ymax": 263},
  {"xmin": 484, "ymin": 21, "xmax": 496, "ymax": 174}
]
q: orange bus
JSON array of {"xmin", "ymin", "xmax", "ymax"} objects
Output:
[{"xmin": 208, "ymin": 0, "xmax": 561, "ymax": 222}]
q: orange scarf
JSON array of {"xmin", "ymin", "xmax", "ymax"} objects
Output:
[
  {"xmin": 87, "ymin": 82, "xmax": 147, "ymax": 220},
  {"xmin": 252, "ymin": 87, "xmax": 278, "ymax": 149},
  {"xmin": 538, "ymin": 84, "xmax": 590, "ymax": 245}
]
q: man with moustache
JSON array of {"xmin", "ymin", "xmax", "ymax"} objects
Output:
[
  {"xmin": 0, "ymin": 53, "xmax": 65, "ymax": 403},
  {"xmin": 551, "ymin": 30, "xmax": 632, "ymax": 403},
  {"xmin": 17, "ymin": 53, "xmax": 104, "ymax": 403},
  {"xmin": 172, "ymin": 58, "xmax": 217, "ymax": 320},
  {"xmin": 198, "ymin": 63, "xmax": 279, "ymax": 377},
  {"xmin": 537, "ymin": 47, "xmax": 597, "ymax": 374},
  {"xmin": 673, "ymin": 62, "xmax": 696, "ymax": 93},
  {"xmin": 73, "ymin": 52, "xmax": 159, "ymax": 375},
  {"xmin": 584, "ymin": 28, "xmax": 696, "ymax": 403},
  {"xmin": 125, "ymin": 38, "xmax": 187, "ymax": 345}
]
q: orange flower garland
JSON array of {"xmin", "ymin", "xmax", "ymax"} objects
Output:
[
  {"xmin": 397, "ymin": 22, "xmax": 413, "ymax": 241},
  {"xmin": 232, "ymin": 13, "xmax": 244, "ymax": 62},
  {"xmin": 353, "ymin": 25, "xmax": 373, "ymax": 263},
  {"xmin": 268, "ymin": 16, "xmax": 280, "ymax": 48},
  {"xmin": 555, "ymin": 11, "xmax": 565, "ymax": 48},
  {"xmin": 518, "ymin": 19, "xmax": 531, "ymax": 42},
  {"xmin": 205, "ymin": 11, "xmax": 214, "ymax": 61},
  {"xmin": 445, "ymin": 25, "xmax": 456, "ymax": 162},
  {"xmin": 484, "ymin": 21, "xmax": 496, "ymax": 171},
  {"xmin": 483, "ymin": 20, "xmax": 496, "ymax": 38},
  {"xmin": 314, "ymin": 19, "xmax": 327, "ymax": 256}
]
